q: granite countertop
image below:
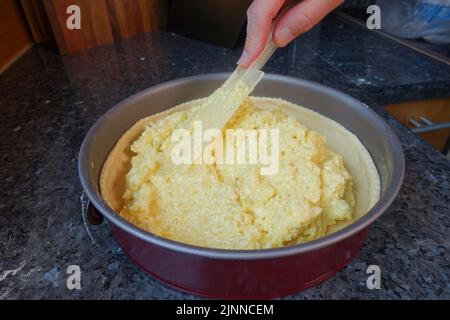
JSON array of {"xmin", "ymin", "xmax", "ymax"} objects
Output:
[{"xmin": 0, "ymin": 15, "xmax": 449, "ymax": 299}]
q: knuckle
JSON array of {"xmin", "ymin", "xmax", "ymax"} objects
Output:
[
  {"xmin": 246, "ymin": 4, "xmax": 259, "ymax": 20},
  {"xmin": 298, "ymin": 11, "xmax": 315, "ymax": 32}
]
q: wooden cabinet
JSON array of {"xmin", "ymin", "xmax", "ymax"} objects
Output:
[
  {"xmin": 0, "ymin": 0, "xmax": 33, "ymax": 73},
  {"xmin": 42, "ymin": 0, "xmax": 168, "ymax": 54},
  {"xmin": 385, "ymin": 97, "xmax": 450, "ymax": 152},
  {"xmin": 20, "ymin": 0, "xmax": 54, "ymax": 44}
]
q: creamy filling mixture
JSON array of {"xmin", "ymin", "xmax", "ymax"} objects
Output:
[{"xmin": 120, "ymin": 99, "xmax": 355, "ymax": 250}]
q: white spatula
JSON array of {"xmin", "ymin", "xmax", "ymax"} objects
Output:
[
  {"xmin": 191, "ymin": 32, "xmax": 278, "ymax": 163},
  {"xmin": 194, "ymin": 0, "xmax": 297, "ymax": 139},
  {"xmin": 197, "ymin": 36, "xmax": 277, "ymax": 126},
  {"xmin": 187, "ymin": 0, "xmax": 300, "ymax": 165}
]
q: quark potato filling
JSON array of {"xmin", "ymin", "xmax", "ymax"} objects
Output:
[{"xmin": 120, "ymin": 99, "xmax": 355, "ymax": 249}]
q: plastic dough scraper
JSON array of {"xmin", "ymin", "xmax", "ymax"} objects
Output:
[
  {"xmin": 192, "ymin": 32, "xmax": 278, "ymax": 161},
  {"xmin": 194, "ymin": 0, "xmax": 298, "ymax": 141}
]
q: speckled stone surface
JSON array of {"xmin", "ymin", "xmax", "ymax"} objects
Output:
[{"xmin": 0, "ymin": 15, "xmax": 449, "ymax": 299}]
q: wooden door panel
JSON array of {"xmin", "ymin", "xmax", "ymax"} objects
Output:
[{"xmin": 43, "ymin": 0, "xmax": 167, "ymax": 54}]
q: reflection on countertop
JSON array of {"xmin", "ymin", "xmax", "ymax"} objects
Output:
[{"xmin": 337, "ymin": 8, "xmax": 450, "ymax": 66}]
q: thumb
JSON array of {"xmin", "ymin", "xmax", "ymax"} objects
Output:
[{"xmin": 238, "ymin": 0, "xmax": 285, "ymax": 68}]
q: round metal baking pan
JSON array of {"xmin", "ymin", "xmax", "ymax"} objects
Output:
[{"xmin": 79, "ymin": 73, "xmax": 404, "ymax": 298}]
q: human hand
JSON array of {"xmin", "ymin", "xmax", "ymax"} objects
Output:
[{"xmin": 238, "ymin": 0, "xmax": 344, "ymax": 68}]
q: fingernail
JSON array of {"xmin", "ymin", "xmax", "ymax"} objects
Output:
[
  {"xmin": 276, "ymin": 28, "xmax": 294, "ymax": 47},
  {"xmin": 237, "ymin": 51, "xmax": 249, "ymax": 66}
]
